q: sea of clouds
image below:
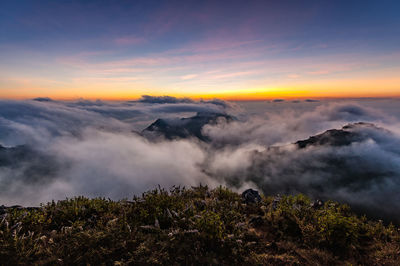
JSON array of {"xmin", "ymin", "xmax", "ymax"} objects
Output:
[{"xmin": 1, "ymin": 96, "xmax": 400, "ymax": 222}]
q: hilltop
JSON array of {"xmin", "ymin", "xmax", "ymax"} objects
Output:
[
  {"xmin": 142, "ymin": 112, "xmax": 234, "ymax": 141},
  {"xmin": 1, "ymin": 186, "xmax": 399, "ymax": 265}
]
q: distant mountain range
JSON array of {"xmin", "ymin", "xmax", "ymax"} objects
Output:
[
  {"xmin": 142, "ymin": 112, "xmax": 388, "ymax": 149},
  {"xmin": 1, "ymin": 118, "xmax": 389, "ymax": 173}
]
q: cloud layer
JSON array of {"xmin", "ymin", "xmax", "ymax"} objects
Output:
[{"xmin": 1, "ymin": 97, "xmax": 400, "ymax": 222}]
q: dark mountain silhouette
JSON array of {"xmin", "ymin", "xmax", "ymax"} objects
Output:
[
  {"xmin": 296, "ymin": 122, "xmax": 389, "ymax": 148},
  {"xmin": 0, "ymin": 144, "xmax": 36, "ymax": 167},
  {"xmin": 0, "ymin": 144, "xmax": 58, "ymax": 183},
  {"xmin": 142, "ymin": 112, "xmax": 234, "ymax": 141}
]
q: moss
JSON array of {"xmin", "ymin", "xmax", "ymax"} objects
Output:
[{"xmin": 0, "ymin": 187, "xmax": 399, "ymax": 265}]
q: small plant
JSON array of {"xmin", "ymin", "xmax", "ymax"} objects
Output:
[{"xmin": 196, "ymin": 210, "xmax": 225, "ymax": 240}]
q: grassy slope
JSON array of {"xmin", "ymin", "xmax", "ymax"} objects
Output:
[{"xmin": 1, "ymin": 186, "xmax": 399, "ymax": 265}]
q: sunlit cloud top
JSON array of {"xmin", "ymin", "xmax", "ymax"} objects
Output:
[{"xmin": 0, "ymin": 0, "xmax": 399, "ymax": 100}]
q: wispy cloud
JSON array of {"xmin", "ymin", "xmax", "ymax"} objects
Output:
[{"xmin": 181, "ymin": 74, "xmax": 198, "ymax": 80}]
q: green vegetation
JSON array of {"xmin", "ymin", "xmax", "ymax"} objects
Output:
[{"xmin": 1, "ymin": 186, "xmax": 399, "ymax": 265}]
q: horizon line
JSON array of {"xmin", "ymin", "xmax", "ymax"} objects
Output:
[{"xmin": 1, "ymin": 95, "xmax": 400, "ymax": 102}]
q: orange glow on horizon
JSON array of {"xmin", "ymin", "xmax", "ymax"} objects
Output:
[
  {"xmin": 1, "ymin": 77, "xmax": 399, "ymax": 101},
  {"xmin": 1, "ymin": 89, "xmax": 399, "ymax": 102}
]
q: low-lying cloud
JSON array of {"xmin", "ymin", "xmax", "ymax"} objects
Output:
[{"xmin": 1, "ymin": 97, "xmax": 400, "ymax": 222}]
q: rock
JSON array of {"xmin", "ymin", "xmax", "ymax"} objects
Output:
[{"xmin": 241, "ymin": 189, "xmax": 261, "ymax": 204}]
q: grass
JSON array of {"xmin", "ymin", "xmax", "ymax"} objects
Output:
[{"xmin": 1, "ymin": 185, "xmax": 399, "ymax": 265}]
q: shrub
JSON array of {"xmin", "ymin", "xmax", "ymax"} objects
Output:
[{"xmin": 0, "ymin": 186, "xmax": 399, "ymax": 265}]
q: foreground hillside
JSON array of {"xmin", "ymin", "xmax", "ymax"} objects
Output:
[{"xmin": 1, "ymin": 186, "xmax": 399, "ymax": 265}]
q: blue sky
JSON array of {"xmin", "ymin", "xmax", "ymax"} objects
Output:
[{"xmin": 1, "ymin": 0, "xmax": 400, "ymax": 99}]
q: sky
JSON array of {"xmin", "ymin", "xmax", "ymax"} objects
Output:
[{"xmin": 0, "ymin": 0, "xmax": 400, "ymax": 100}]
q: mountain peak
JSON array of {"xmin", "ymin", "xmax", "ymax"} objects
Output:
[
  {"xmin": 296, "ymin": 122, "xmax": 385, "ymax": 148},
  {"xmin": 142, "ymin": 112, "xmax": 234, "ymax": 141}
]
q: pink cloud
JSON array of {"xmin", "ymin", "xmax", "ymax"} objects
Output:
[
  {"xmin": 211, "ymin": 71, "xmax": 256, "ymax": 79},
  {"xmin": 182, "ymin": 38, "xmax": 262, "ymax": 54},
  {"xmin": 287, "ymin": 74, "xmax": 301, "ymax": 79},
  {"xmin": 307, "ymin": 70, "xmax": 331, "ymax": 75},
  {"xmin": 306, "ymin": 63, "xmax": 361, "ymax": 75}
]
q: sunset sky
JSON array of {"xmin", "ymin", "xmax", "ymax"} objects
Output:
[{"xmin": 0, "ymin": 0, "xmax": 399, "ymax": 100}]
